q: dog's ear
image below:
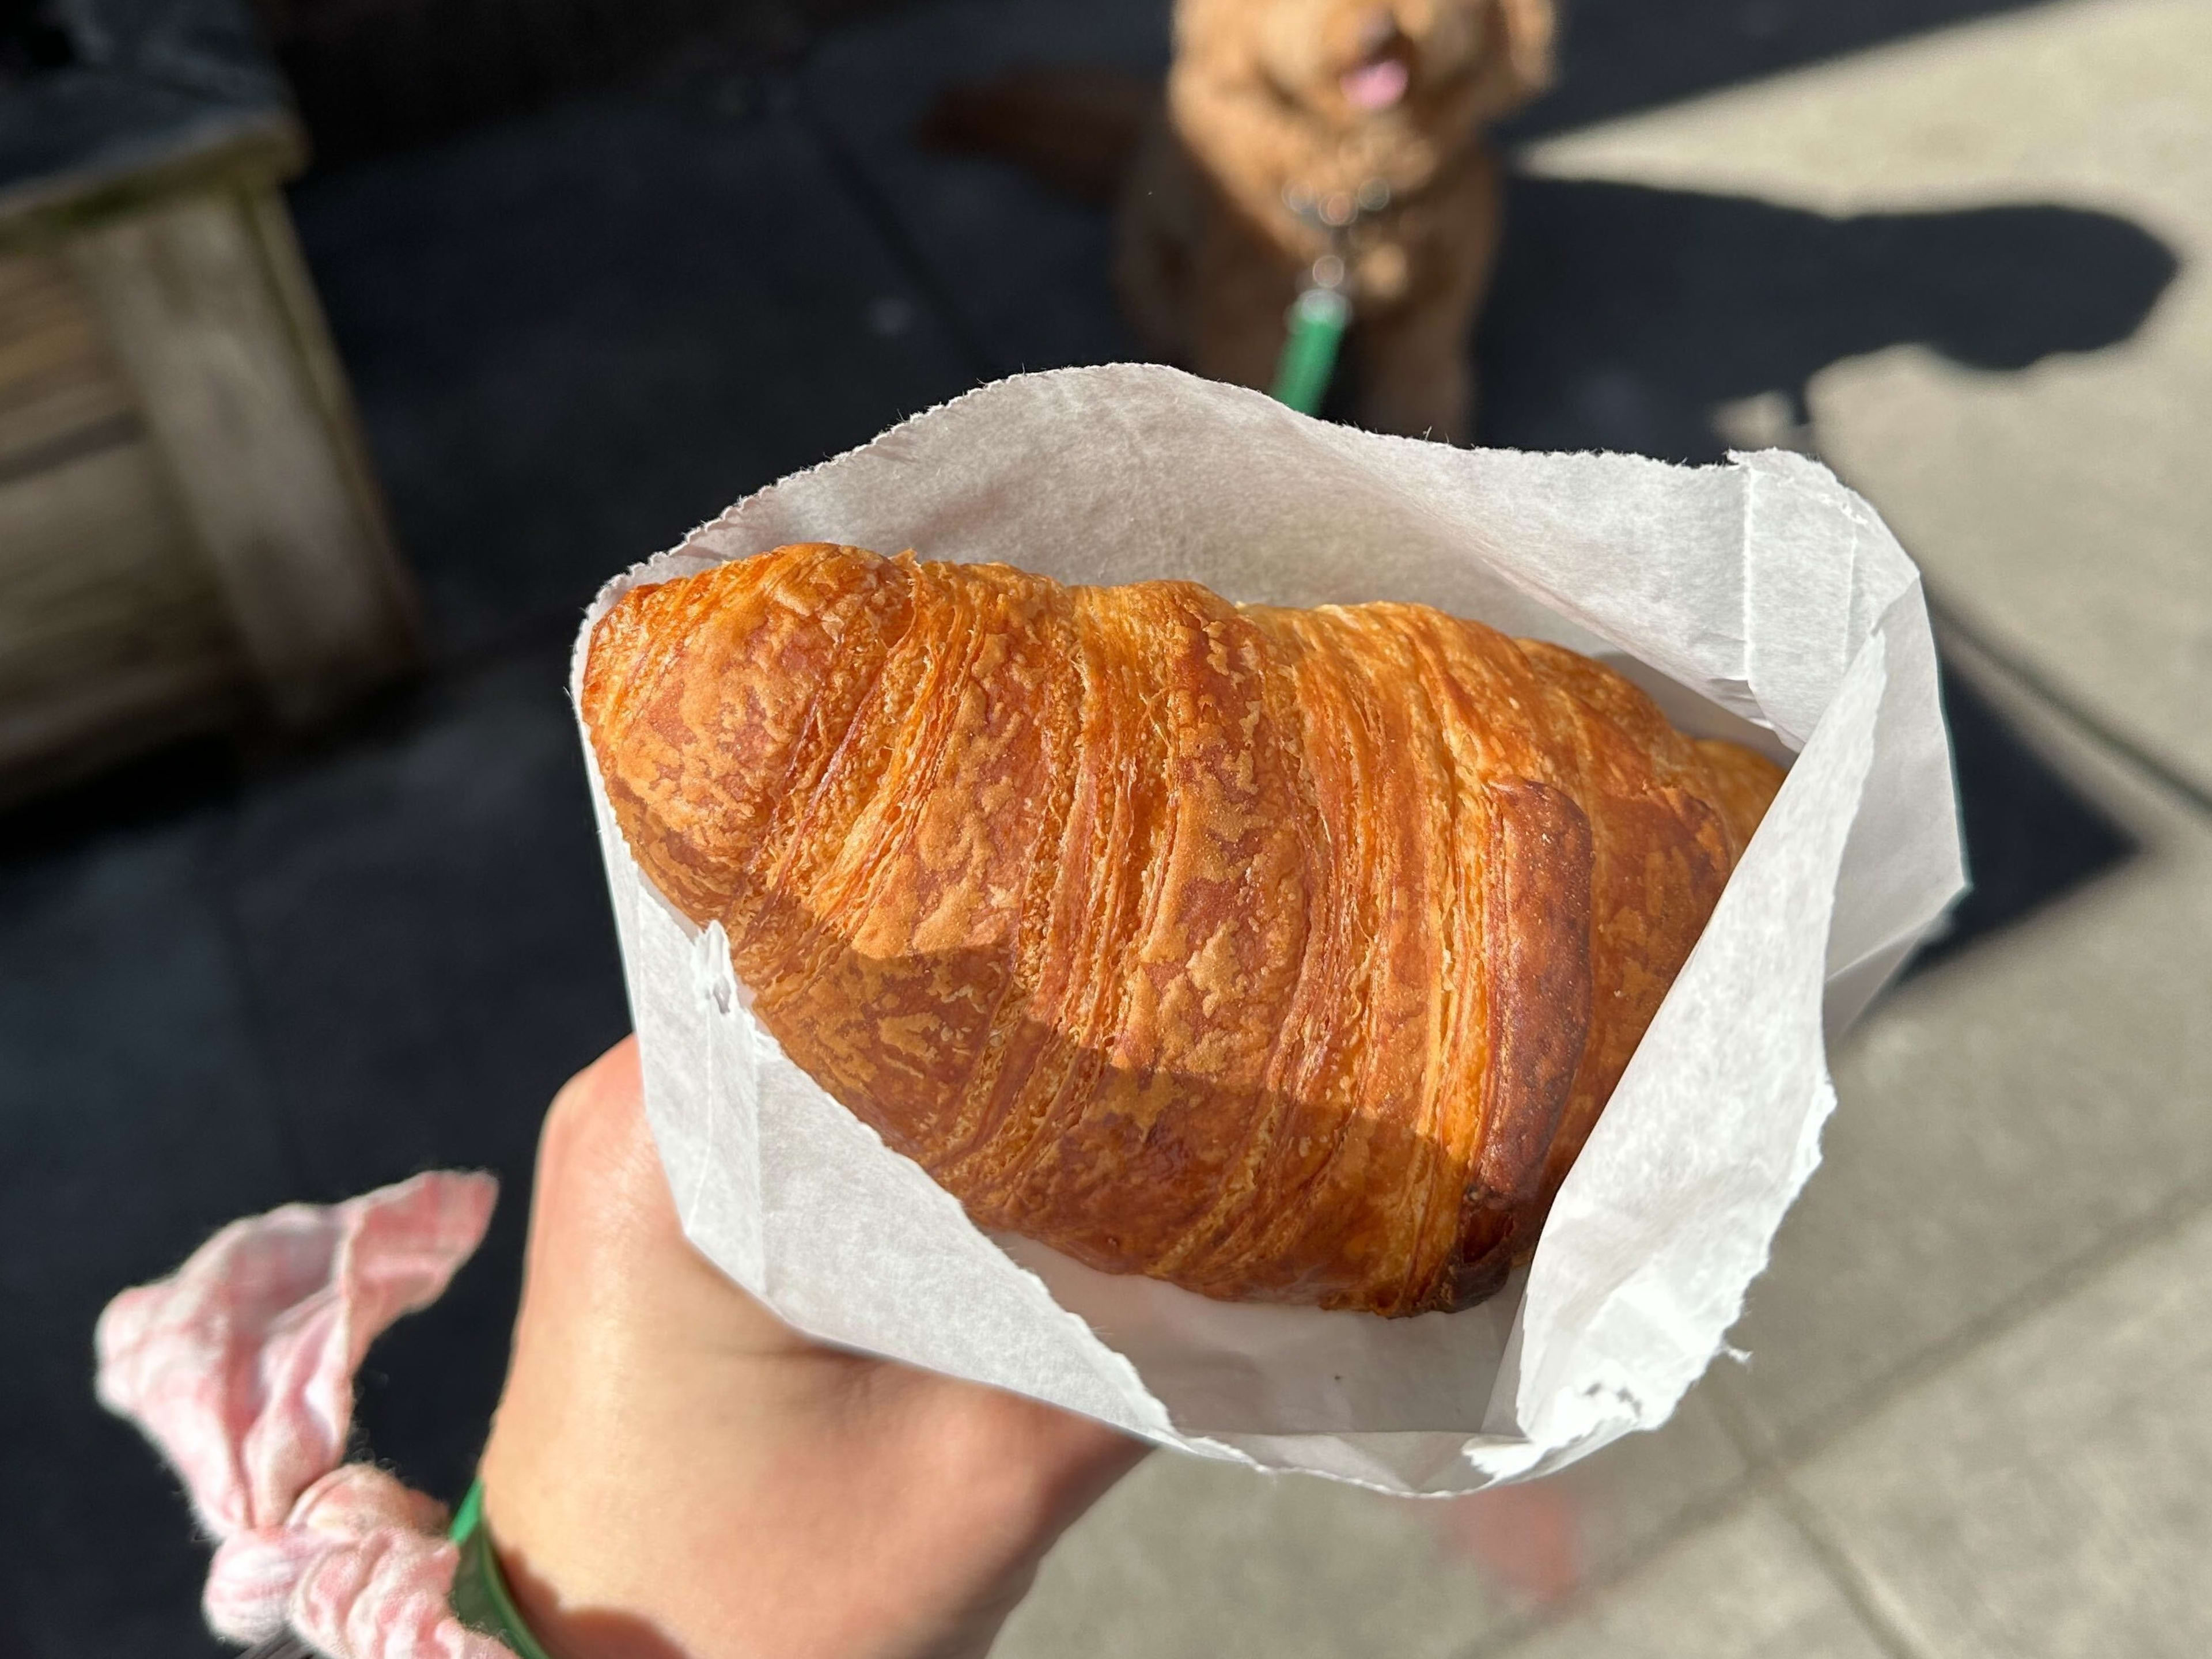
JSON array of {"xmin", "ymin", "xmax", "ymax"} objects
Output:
[{"xmin": 1487, "ymin": 0, "xmax": 1556, "ymax": 109}]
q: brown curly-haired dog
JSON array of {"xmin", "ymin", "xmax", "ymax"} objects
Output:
[{"xmin": 1120, "ymin": 0, "xmax": 1553, "ymax": 441}]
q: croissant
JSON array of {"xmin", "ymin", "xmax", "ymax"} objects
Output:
[{"xmin": 584, "ymin": 543, "xmax": 1783, "ymax": 1316}]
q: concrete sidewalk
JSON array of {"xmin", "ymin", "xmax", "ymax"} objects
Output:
[{"xmin": 1, "ymin": 1, "xmax": 2203, "ymax": 1653}]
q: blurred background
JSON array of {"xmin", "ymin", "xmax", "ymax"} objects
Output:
[{"xmin": 2, "ymin": 0, "xmax": 2206, "ymax": 1654}]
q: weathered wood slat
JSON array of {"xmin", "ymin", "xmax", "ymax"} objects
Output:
[
  {"xmin": 240, "ymin": 185, "xmax": 406, "ymax": 611},
  {"xmin": 0, "ymin": 248, "xmax": 141, "ymax": 479},
  {"xmin": 0, "ymin": 435, "xmax": 245, "ymax": 796},
  {"xmin": 69, "ymin": 187, "xmax": 418, "ymax": 726}
]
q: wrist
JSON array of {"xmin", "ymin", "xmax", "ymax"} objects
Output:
[{"xmin": 478, "ymin": 1360, "xmax": 1144, "ymax": 1659}]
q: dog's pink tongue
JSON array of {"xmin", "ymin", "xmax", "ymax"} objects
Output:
[{"xmin": 1341, "ymin": 56, "xmax": 1410, "ymax": 110}]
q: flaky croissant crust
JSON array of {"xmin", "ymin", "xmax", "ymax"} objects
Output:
[{"xmin": 584, "ymin": 543, "xmax": 1782, "ymax": 1315}]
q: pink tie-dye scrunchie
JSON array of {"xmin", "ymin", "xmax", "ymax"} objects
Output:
[{"xmin": 95, "ymin": 1172, "xmax": 512, "ymax": 1658}]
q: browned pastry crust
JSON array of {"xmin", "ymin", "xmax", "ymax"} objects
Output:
[{"xmin": 583, "ymin": 544, "xmax": 1783, "ymax": 1316}]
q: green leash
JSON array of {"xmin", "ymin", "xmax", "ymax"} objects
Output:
[
  {"xmin": 1271, "ymin": 283, "xmax": 1351, "ymax": 415},
  {"xmin": 1271, "ymin": 173, "xmax": 1393, "ymax": 416}
]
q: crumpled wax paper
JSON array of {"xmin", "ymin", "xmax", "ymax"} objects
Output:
[{"xmin": 572, "ymin": 365, "xmax": 1964, "ymax": 1495}]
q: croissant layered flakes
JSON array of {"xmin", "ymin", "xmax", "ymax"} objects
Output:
[{"xmin": 584, "ymin": 543, "xmax": 1784, "ymax": 1316}]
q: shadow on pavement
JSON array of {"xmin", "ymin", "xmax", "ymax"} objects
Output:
[
  {"xmin": 1911, "ymin": 662, "xmax": 2140, "ymax": 975},
  {"xmin": 1476, "ymin": 179, "xmax": 2179, "ymax": 461}
]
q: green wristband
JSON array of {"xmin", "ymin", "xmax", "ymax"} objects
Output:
[{"xmin": 449, "ymin": 1479, "xmax": 558, "ymax": 1659}]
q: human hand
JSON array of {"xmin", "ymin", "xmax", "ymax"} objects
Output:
[{"xmin": 479, "ymin": 1037, "xmax": 1149, "ymax": 1659}]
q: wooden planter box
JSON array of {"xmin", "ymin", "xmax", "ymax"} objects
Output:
[{"xmin": 0, "ymin": 3, "xmax": 415, "ymax": 804}]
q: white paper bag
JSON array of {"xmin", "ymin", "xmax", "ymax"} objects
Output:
[{"xmin": 573, "ymin": 365, "xmax": 1964, "ymax": 1496}]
